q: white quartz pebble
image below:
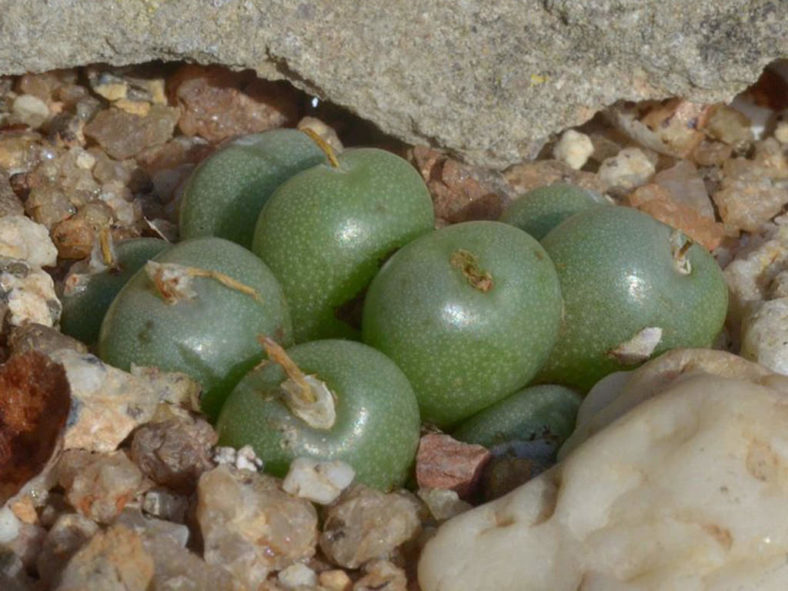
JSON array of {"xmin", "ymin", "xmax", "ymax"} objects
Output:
[
  {"xmin": 0, "ymin": 262, "xmax": 60, "ymax": 327},
  {"xmin": 0, "ymin": 215, "xmax": 58, "ymax": 267},
  {"xmin": 552, "ymin": 129, "xmax": 593, "ymax": 170},
  {"xmin": 282, "ymin": 457, "xmax": 355, "ymax": 505},
  {"xmin": 278, "ymin": 562, "xmax": 318, "ymax": 589},
  {"xmin": 741, "ymin": 297, "xmax": 788, "ymax": 375},
  {"xmin": 598, "ymin": 147, "xmax": 655, "ymax": 190},
  {"xmin": 419, "ymin": 351, "xmax": 788, "ymax": 591},
  {"xmin": 12, "ymin": 94, "xmax": 49, "ymax": 128}
]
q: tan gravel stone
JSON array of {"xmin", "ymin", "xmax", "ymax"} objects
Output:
[
  {"xmin": 84, "ymin": 105, "xmax": 180, "ymax": 160},
  {"xmin": 320, "ymin": 485, "xmax": 422, "ymax": 569},
  {"xmin": 598, "ymin": 147, "xmax": 655, "ymax": 190},
  {"xmin": 170, "ymin": 64, "xmax": 298, "ymax": 143},
  {"xmin": 57, "ymin": 450, "xmax": 144, "ymax": 524},
  {"xmin": 409, "ymin": 145, "xmax": 504, "ymax": 224},
  {"xmin": 55, "ymin": 524, "xmax": 154, "ymax": 591},
  {"xmin": 353, "ymin": 559, "xmax": 407, "ymax": 591},
  {"xmin": 504, "ymin": 159, "xmax": 608, "ymax": 196},
  {"xmin": 196, "ymin": 465, "xmax": 318, "ymax": 588},
  {"xmin": 130, "ymin": 416, "xmax": 217, "ymax": 493},
  {"xmin": 36, "ymin": 513, "xmax": 99, "ymax": 588},
  {"xmin": 626, "ymin": 184, "xmax": 726, "ymax": 250},
  {"xmin": 319, "ymin": 569, "xmax": 353, "ymax": 591},
  {"xmin": 713, "ymin": 157, "xmax": 788, "ymax": 232}
]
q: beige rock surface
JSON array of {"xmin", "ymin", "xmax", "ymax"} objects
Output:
[
  {"xmin": 0, "ymin": 2, "xmax": 784, "ymax": 168},
  {"xmin": 419, "ymin": 350, "xmax": 788, "ymax": 591}
]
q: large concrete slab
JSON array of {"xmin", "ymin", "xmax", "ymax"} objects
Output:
[{"xmin": 0, "ymin": 1, "xmax": 785, "ymax": 168}]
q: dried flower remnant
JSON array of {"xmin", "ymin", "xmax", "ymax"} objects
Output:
[
  {"xmin": 145, "ymin": 260, "xmax": 263, "ymax": 304},
  {"xmin": 297, "ymin": 116, "xmax": 344, "ymax": 152},
  {"xmin": 0, "ymin": 351, "xmax": 70, "ymax": 505},
  {"xmin": 261, "ymin": 336, "xmax": 338, "ymax": 430},
  {"xmin": 450, "ymin": 249, "xmax": 493, "ymax": 292}
]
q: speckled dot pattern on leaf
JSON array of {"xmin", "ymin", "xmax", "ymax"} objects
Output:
[
  {"xmin": 97, "ymin": 237, "xmax": 293, "ymax": 421},
  {"xmin": 179, "ymin": 129, "xmax": 326, "ymax": 248},
  {"xmin": 537, "ymin": 206, "xmax": 728, "ymax": 391},
  {"xmin": 252, "ymin": 147, "xmax": 435, "ymax": 343},
  {"xmin": 362, "ymin": 221, "xmax": 563, "ymax": 428},
  {"xmin": 217, "ymin": 339, "xmax": 420, "ymax": 491}
]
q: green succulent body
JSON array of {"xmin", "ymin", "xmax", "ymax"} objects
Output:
[
  {"xmin": 60, "ymin": 238, "xmax": 169, "ymax": 346},
  {"xmin": 500, "ymin": 183, "xmax": 609, "ymax": 240},
  {"xmin": 252, "ymin": 148, "xmax": 435, "ymax": 343},
  {"xmin": 97, "ymin": 237, "xmax": 293, "ymax": 421},
  {"xmin": 217, "ymin": 340, "xmax": 421, "ymax": 490},
  {"xmin": 537, "ymin": 206, "xmax": 728, "ymax": 391},
  {"xmin": 362, "ymin": 221, "xmax": 563, "ymax": 428},
  {"xmin": 452, "ymin": 384, "xmax": 582, "ymax": 449},
  {"xmin": 179, "ymin": 129, "xmax": 326, "ymax": 247}
]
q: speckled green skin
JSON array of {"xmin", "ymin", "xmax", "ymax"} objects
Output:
[
  {"xmin": 97, "ymin": 237, "xmax": 293, "ymax": 421},
  {"xmin": 252, "ymin": 148, "xmax": 435, "ymax": 343},
  {"xmin": 537, "ymin": 206, "xmax": 728, "ymax": 391},
  {"xmin": 362, "ymin": 221, "xmax": 563, "ymax": 428},
  {"xmin": 216, "ymin": 339, "xmax": 420, "ymax": 490},
  {"xmin": 60, "ymin": 238, "xmax": 169, "ymax": 346},
  {"xmin": 452, "ymin": 384, "xmax": 581, "ymax": 448},
  {"xmin": 500, "ymin": 183, "xmax": 609, "ymax": 240},
  {"xmin": 179, "ymin": 129, "xmax": 326, "ymax": 248}
]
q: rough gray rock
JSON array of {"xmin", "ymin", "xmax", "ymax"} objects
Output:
[{"xmin": 0, "ymin": 1, "xmax": 785, "ymax": 168}]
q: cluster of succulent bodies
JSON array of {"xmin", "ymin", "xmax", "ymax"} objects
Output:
[{"xmin": 62, "ymin": 128, "xmax": 728, "ymax": 490}]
